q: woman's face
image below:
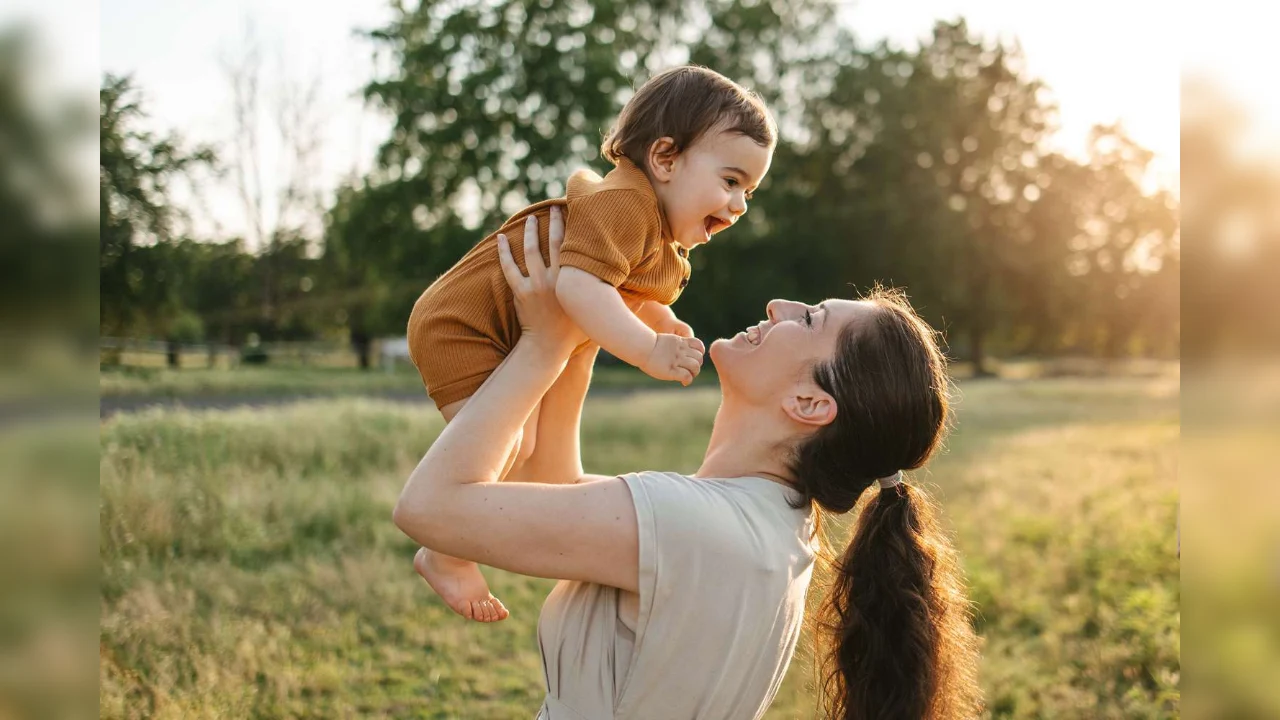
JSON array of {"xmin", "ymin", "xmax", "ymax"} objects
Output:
[{"xmin": 709, "ymin": 298, "xmax": 874, "ymax": 404}]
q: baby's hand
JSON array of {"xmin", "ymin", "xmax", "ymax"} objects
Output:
[{"xmin": 641, "ymin": 333, "xmax": 705, "ymax": 386}]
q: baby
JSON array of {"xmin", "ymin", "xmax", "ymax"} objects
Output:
[{"xmin": 407, "ymin": 65, "xmax": 775, "ymax": 621}]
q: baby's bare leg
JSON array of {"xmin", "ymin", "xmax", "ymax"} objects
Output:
[
  {"xmin": 505, "ymin": 351, "xmax": 595, "ymax": 485},
  {"xmin": 414, "ymin": 395, "xmax": 522, "ymax": 623},
  {"xmin": 503, "ymin": 402, "xmax": 544, "ymax": 482}
]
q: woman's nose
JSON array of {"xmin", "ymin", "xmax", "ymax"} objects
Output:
[{"xmin": 766, "ymin": 299, "xmax": 798, "ymax": 323}]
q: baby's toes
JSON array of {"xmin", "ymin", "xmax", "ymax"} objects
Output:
[{"xmin": 491, "ymin": 596, "xmax": 510, "ymax": 621}]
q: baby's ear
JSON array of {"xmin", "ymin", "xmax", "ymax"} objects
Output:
[{"xmin": 647, "ymin": 137, "xmax": 679, "ymax": 182}]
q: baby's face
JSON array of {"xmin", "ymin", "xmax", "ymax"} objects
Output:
[{"xmin": 658, "ymin": 128, "xmax": 773, "ymax": 251}]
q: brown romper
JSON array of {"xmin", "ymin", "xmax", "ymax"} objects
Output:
[{"xmin": 407, "ymin": 158, "xmax": 693, "ymax": 409}]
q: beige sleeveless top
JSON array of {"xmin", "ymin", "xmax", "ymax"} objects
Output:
[{"xmin": 536, "ymin": 471, "xmax": 817, "ymax": 719}]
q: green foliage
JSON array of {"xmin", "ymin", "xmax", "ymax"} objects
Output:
[
  {"xmin": 99, "ymin": 74, "xmax": 217, "ymax": 339},
  {"xmin": 97, "ymin": 7, "xmax": 1182, "ymax": 367},
  {"xmin": 166, "ymin": 310, "xmax": 205, "ymax": 344},
  {"xmin": 335, "ymin": 9, "xmax": 1177, "ymax": 366},
  {"xmin": 1, "ymin": 29, "xmax": 97, "ymax": 337}
]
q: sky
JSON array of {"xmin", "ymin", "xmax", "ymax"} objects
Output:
[{"xmin": 24, "ymin": 0, "xmax": 1208, "ymax": 243}]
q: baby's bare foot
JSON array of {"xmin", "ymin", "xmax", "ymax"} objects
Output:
[{"xmin": 414, "ymin": 547, "xmax": 509, "ymax": 622}]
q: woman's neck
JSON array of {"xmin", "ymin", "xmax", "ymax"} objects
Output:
[{"xmin": 695, "ymin": 398, "xmax": 797, "ymax": 487}]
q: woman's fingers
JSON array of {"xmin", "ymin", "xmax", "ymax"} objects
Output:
[
  {"xmin": 500, "ymin": 210, "xmax": 562, "ymax": 296},
  {"xmin": 523, "ymin": 215, "xmax": 545, "ymax": 280},
  {"xmin": 496, "ymin": 234, "xmax": 526, "ymax": 291},
  {"xmin": 548, "ymin": 205, "xmax": 564, "ymax": 271}
]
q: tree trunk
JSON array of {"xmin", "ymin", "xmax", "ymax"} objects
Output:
[
  {"xmin": 970, "ymin": 325, "xmax": 993, "ymax": 378},
  {"xmin": 351, "ymin": 328, "xmax": 372, "ymax": 371}
]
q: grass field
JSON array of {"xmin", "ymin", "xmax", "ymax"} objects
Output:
[
  {"xmin": 99, "ymin": 364, "xmax": 707, "ymax": 399},
  {"xmin": 96, "ymin": 357, "xmax": 1164, "ymax": 399},
  {"xmin": 99, "ymin": 371, "xmax": 1179, "ymax": 718}
]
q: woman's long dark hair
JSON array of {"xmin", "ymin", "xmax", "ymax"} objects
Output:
[{"xmin": 787, "ymin": 287, "xmax": 982, "ymax": 719}]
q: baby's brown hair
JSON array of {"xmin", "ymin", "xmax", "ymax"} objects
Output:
[{"xmin": 601, "ymin": 65, "xmax": 776, "ymax": 171}]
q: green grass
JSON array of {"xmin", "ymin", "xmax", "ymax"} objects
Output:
[
  {"xmin": 99, "ymin": 363, "xmax": 715, "ymax": 399},
  {"xmin": 99, "ymin": 375, "xmax": 1179, "ymax": 718},
  {"xmin": 2, "ymin": 419, "xmax": 100, "ymax": 720},
  {"xmin": 99, "ymin": 357, "xmax": 1173, "ymax": 400}
]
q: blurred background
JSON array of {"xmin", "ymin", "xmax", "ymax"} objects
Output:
[
  {"xmin": 1180, "ymin": 4, "xmax": 1280, "ymax": 719},
  {"xmin": 91, "ymin": 0, "xmax": 1181, "ymax": 376},
  {"xmin": 1, "ymin": 0, "xmax": 1274, "ymax": 717}
]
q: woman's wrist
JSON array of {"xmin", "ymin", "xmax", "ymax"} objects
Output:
[{"xmin": 515, "ymin": 330, "xmax": 578, "ymax": 365}]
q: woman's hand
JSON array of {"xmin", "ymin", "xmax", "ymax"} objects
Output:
[{"xmin": 497, "ymin": 206, "xmax": 587, "ymax": 353}]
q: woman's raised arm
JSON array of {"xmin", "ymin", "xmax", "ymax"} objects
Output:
[{"xmin": 392, "ymin": 208, "xmax": 640, "ymax": 593}]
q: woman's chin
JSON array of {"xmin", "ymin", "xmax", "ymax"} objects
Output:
[
  {"xmin": 709, "ymin": 337, "xmax": 736, "ymax": 365},
  {"xmin": 708, "ymin": 335, "xmax": 746, "ymax": 370}
]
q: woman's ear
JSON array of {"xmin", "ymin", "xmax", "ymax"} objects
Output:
[
  {"xmin": 782, "ymin": 388, "xmax": 837, "ymax": 428},
  {"xmin": 647, "ymin": 137, "xmax": 679, "ymax": 182}
]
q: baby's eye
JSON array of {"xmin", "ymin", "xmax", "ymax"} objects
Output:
[
  {"xmin": 804, "ymin": 309, "xmax": 813, "ymax": 327},
  {"xmin": 725, "ymin": 177, "xmax": 739, "ymax": 188}
]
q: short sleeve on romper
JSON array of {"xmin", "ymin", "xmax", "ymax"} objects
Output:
[{"xmin": 560, "ymin": 190, "xmax": 661, "ymax": 287}]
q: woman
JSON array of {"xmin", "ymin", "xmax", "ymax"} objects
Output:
[{"xmin": 393, "ymin": 211, "xmax": 982, "ymax": 718}]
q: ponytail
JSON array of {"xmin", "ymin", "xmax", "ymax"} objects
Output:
[
  {"xmin": 786, "ymin": 286, "xmax": 982, "ymax": 717},
  {"xmin": 817, "ymin": 481, "xmax": 981, "ymax": 720}
]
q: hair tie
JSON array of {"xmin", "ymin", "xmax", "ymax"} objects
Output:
[{"xmin": 877, "ymin": 471, "xmax": 903, "ymax": 489}]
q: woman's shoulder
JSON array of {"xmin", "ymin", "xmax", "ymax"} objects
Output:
[
  {"xmin": 620, "ymin": 471, "xmax": 816, "ymax": 609},
  {"xmin": 623, "ymin": 470, "xmax": 801, "ymax": 499},
  {"xmin": 622, "ymin": 471, "xmax": 813, "ymax": 547}
]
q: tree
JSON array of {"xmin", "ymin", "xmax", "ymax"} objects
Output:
[
  {"xmin": 100, "ymin": 74, "xmax": 216, "ymax": 358},
  {"xmin": 337, "ymin": 0, "xmax": 843, "ymax": 366},
  {"xmin": 332, "ymin": 7, "xmax": 1180, "ymax": 369},
  {"xmin": 860, "ymin": 21, "xmax": 1053, "ymax": 373},
  {"xmin": 219, "ymin": 21, "xmax": 328, "ymax": 327},
  {"xmin": 710, "ymin": 20, "xmax": 1056, "ymax": 373},
  {"xmin": 1063, "ymin": 126, "xmax": 1179, "ymax": 356},
  {"xmin": 1, "ymin": 28, "xmax": 97, "ymax": 344}
]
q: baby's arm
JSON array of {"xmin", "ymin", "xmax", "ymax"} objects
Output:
[
  {"xmin": 556, "ymin": 267, "xmax": 655, "ymax": 366},
  {"xmin": 635, "ymin": 301, "xmax": 694, "ymax": 338},
  {"xmin": 557, "ymin": 268, "xmax": 702, "ymax": 384}
]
